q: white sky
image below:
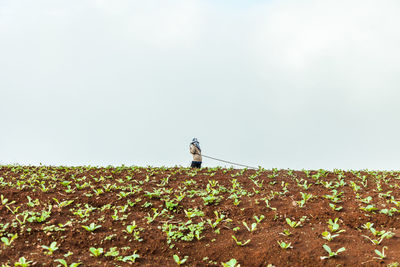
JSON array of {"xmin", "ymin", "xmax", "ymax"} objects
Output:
[{"xmin": 1, "ymin": 0, "xmax": 400, "ymax": 170}]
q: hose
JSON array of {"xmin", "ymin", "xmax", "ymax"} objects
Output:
[{"xmin": 197, "ymin": 153, "xmax": 259, "ymax": 170}]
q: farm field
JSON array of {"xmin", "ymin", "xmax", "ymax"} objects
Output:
[{"xmin": 1, "ymin": 165, "xmax": 400, "ymax": 266}]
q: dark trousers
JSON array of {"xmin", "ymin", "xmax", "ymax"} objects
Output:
[{"xmin": 191, "ymin": 161, "xmax": 202, "ymax": 168}]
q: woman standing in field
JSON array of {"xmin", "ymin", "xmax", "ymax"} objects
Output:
[{"xmin": 190, "ymin": 138, "xmax": 202, "ymax": 168}]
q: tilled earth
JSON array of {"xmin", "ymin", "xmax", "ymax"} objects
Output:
[{"xmin": 0, "ymin": 165, "xmax": 400, "ymax": 266}]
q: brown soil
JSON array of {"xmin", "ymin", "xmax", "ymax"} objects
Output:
[{"xmin": 0, "ymin": 166, "xmax": 399, "ymax": 267}]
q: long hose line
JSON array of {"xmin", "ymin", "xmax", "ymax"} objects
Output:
[{"xmin": 198, "ymin": 153, "xmax": 259, "ymax": 170}]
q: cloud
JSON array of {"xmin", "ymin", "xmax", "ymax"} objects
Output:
[
  {"xmin": 1, "ymin": 0, "xmax": 400, "ymax": 169},
  {"xmin": 89, "ymin": 0, "xmax": 207, "ymax": 47},
  {"xmin": 245, "ymin": 0, "xmax": 400, "ymax": 103}
]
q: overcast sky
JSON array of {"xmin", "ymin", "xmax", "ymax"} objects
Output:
[{"xmin": 1, "ymin": 0, "xmax": 400, "ymax": 170}]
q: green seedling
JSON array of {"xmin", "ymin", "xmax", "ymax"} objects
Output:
[
  {"xmin": 277, "ymin": 240, "xmax": 293, "ymax": 249},
  {"xmin": 146, "ymin": 208, "xmax": 165, "ymax": 224},
  {"xmin": 254, "ymin": 215, "xmax": 265, "ymax": 223},
  {"xmin": 173, "ymin": 255, "xmax": 188, "ymax": 265},
  {"xmin": 1, "ymin": 195, "xmax": 15, "ymax": 206},
  {"xmin": 279, "ymin": 229, "xmax": 292, "ymax": 236},
  {"xmin": 363, "ymin": 232, "xmax": 394, "ymax": 245},
  {"xmin": 329, "ymin": 203, "xmax": 343, "ymax": 211},
  {"xmin": 374, "ymin": 246, "xmax": 388, "ymax": 260},
  {"xmin": 54, "ymin": 259, "xmax": 81, "ymax": 267},
  {"xmin": 362, "ymin": 222, "xmax": 374, "ymax": 230},
  {"xmin": 61, "ymin": 180, "xmax": 72, "ymax": 187},
  {"xmin": 118, "ymin": 251, "xmax": 140, "ymax": 263},
  {"xmin": 233, "ymin": 198, "xmax": 241, "ymax": 206},
  {"xmin": 286, "ymin": 218, "xmax": 303, "ymax": 228},
  {"xmin": 360, "ymin": 196, "xmax": 372, "ymax": 204},
  {"xmin": 320, "ymin": 244, "xmax": 345, "ymax": 259},
  {"xmin": 298, "ymin": 180, "xmax": 312, "ymax": 190},
  {"xmin": 26, "ymin": 196, "xmax": 39, "ymax": 207},
  {"xmin": 350, "ymin": 181, "xmax": 361, "ymax": 192},
  {"xmin": 127, "ymin": 198, "xmax": 141, "ymax": 207},
  {"xmin": 175, "ymin": 192, "xmax": 185, "ymax": 202},
  {"xmin": 300, "ymin": 192, "xmax": 313, "ymax": 201},
  {"xmin": 231, "ymin": 235, "xmax": 250, "ymax": 246},
  {"xmin": 124, "ymin": 221, "xmax": 143, "ymax": 241},
  {"xmin": 41, "ymin": 241, "xmax": 59, "ymax": 255},
  {"xmin": 93, "ymin": 188, "xmax": 104, "ymax": 196},
  {"xmin": 321, "ymin": 181, "xmax": 333, "ymax": 189},
  {"xmin": 280, "ymin": 181, "xmax": 289, "ymax": 194},
  {"xmin": 53, "ymin": 198, "xmax": 74, "ymax": 208},
  {"xmin": 324, "ymin": 190, "xmax": 343, "ymax": 203},
  {"xmin": 111, "ymin": 209, "xmax": 128, "ymax": 221},
  {"xmin": 164, "ymin": 199, "xmax": 179, "ymax": 211},
  {"xmin": 369, "ymin": 227, "xmax": 387, "ymax": 237},
  {"xmin": 202, "ymin": 194, "xmax": 222, "ymax": 206},
  {"xmin": 0, "ymin": 223, "xmax": 10, "ymax": 235},
  {"xmin": 360, "ymin": 204, "xmax": 378, "ymax": 213},
  {"xmin": 15, "ymin": 213, "xmax": 29, "ymax": 226},
  {"xmin": 184, "ymin": 209, "xmax": 204, "ymax": 219},
  {"xmin": 125, "ymin": 221, "xmax": 138, "ymax": 234},
  {"xmin": 105, "ymin": 247, "xmax": 119, "ymax": 257},
  {"xmin": 334, "ymin": 179, "xmax": 346, "ymax": 188},
  {"xmin": 142, "ymin": 201, "xmax": 154, "ymax": 210},
  {"xmin": 39, "ymin": 184, "xmax": 50, "ymax": 192},
  {"xmin": 5, "ymin": 204, "xmax": 21, "ymax": 215},
  {"xmin": 297, "ymin": 199, "xmax": 306, "ymax": 208},
  {"xmin": 27, "ymin": 205, "xmax": 52, "ymax": 222},
  {"xmin": 327, "ymin": 218, "xmax": 345, "ymax": 233},
  {"xmin": 161, "ymin": 220, "xmax": 205, "ymax": 246},
  {"xmin": 118, "ymin": 191, "xmax": 132, "ymax": 199},
  {"xmin": 242, "ymin": 221, "xmax": 257, "ymax": 232},
  {"xmin": 116, "ymin": 204, "xmax": 128, "ymax": 213},
  {"xmin": 82, "ymin": 223, "xmax": 101, "ymax": 232},
  {"xmin": 264, "ymin": 199, "xmax": 277, "ymax": 211},
  {"xmin": 380, "ymin": 208, "xmax": 398, "ymax": 216},
  {"xmin": 222, "ymin": 258, "xmax": 239, "ymax": 267},
  {"xmin": 321, "ymin": 231, "xmax": 339, "ymax": 241},
  {"xmin": 207, "ymin": 211, "xmax": 225, "ymax": 229},
  {"xmin": 376, "ymin": 181, "xmax": 383, "ymax": 191},
  {"xmin": 1, "ymin": 233, "xmax": 17, "ymax": 246},
  {"xmin": 14, "ymin": 257, "xmax": 33, "ymax": 267},
  {"xmin": 89, "ymin": 247, "xmax": 104, "ymax": 257}
]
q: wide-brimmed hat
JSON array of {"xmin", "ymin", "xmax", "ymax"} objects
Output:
[{"xmin": 191, "ymin": 138, "xmax": 201, "ymax": 151}]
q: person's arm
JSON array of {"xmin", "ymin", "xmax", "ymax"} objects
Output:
[{"xmin": 190, "ymin": 144, "xmax": 196, "ymax": 154}]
